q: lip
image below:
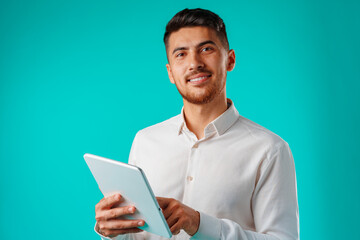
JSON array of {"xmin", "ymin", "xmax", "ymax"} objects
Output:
[{"xmin": 187, "ymin": 74, "xmax": 212, "ymax": 85}]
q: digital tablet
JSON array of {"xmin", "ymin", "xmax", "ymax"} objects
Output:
[{"xmin": 84, "ymin": 153, "xmax": 172, "ymax": 238}]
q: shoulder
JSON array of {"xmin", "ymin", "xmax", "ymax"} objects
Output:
[
  {"xmin": 233, "ymin": 115, "xmax": 293, "ymax": 172},
  {"xmin": 134, "ymin": 114, "xmax": 182, "ymax": 141},
  {"xmin": 234, "ymin": 114, "xmax": 290, "ymax": 152}
]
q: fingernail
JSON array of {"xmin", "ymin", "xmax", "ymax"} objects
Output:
[
  {"xmin": 128, "ymin": 207, "xmax": 134, "ymax": 212},
  {"xmin": 138, "ymin": 221, "xmax": 144, "ymax": 226}
]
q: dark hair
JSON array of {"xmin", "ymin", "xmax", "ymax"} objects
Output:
[{"xmin": 164, "ymin": 8, "xmax": 229, "ymax": 52}]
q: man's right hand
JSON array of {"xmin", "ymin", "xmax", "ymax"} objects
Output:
[{"xmin": 95, "ymin": 193, "xmax": 145, "ymax": 238}]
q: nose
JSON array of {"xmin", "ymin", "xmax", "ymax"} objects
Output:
[{"xmin": 188, "ymin": 51, "xmax": 204, "ymax": 71}]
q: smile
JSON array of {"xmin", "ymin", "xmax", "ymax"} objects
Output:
[{"xmin": 187, "ymin": 75, "xmax": 212, "ymax": 84}]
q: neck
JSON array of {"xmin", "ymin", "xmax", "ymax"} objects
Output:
[{"xmin": 183, "ymin": 91, "xmax": 228, "ymax": 140}]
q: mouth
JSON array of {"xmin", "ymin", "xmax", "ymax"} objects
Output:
[{"xmin": 187, "ymin": 74, "xmax": 212, "ymax": 84}]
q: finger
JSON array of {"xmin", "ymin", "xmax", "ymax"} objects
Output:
[
  {"xmin": 162, "ymin": 201, "xmax": 181, "ymax": 219},
  {"xmin": 96, "ymin": 194, "xmax": 122, "ymax": 210},
  {"xmin": 96, "ymin": 205, "xmax": 136, "ymax": 221},
  {"xmin": 99, "ymin": 219, "xmax": 145, "ymax": 230},
  {"xmin": 101, "ymin": 228, "xmax": 143, "ymax": 238},
  {"xmin": 170, "ymin": 221, "xmax": 182, "ymax": 235},
  {"xmin": 157, "ymin": 197, "xmax": 171, "ymax": 209},
  {"xmin": 166, "ymin": 212, "xmax": 180, "ymax": 229},
  {"xmin": 161, "ymin": 207, "xmax": 172, "ymax": 219}
]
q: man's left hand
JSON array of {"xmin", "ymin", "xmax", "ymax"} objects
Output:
[{"xmin": 156, "ymin": 197, "xmax": 200, "ymax": 236}]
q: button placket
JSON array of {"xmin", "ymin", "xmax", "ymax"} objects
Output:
[
  {"xmin": 183, "ymin": 139, "xmax": 199, "ymax": 203},
  {"xmin": 187, "ymin": 139, "xmax": 201, "ymax": 182},
  {"xmin": 187, "ymin": 147, "xmax": 197, "ymax": 183}
]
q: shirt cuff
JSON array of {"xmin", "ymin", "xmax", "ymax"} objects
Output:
[{"xmin": 191, "ymin": 211, "xmax": 221, "ymax": 240}]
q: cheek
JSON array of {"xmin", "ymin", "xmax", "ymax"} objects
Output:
[
  {"xmin": 215, "ymin": 64, "xmax": 226, "ymax": 78},
  {"xmin": 208, "ymin": 55, "xmax": 225, "ymax": 71},
  {"xmin": 172, "ymin": 64, "xmax": 187, "ymax": 80}
]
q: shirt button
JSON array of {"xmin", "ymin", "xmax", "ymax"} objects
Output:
[
  {"xmin": 193, "ymin": 143, "xmax": 198, "ymax": 148},
  {"xmin": 187, "ymin": 176, "xmax": 193, "ymax": 181}
]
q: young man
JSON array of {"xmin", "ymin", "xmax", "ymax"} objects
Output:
[{"xmin": 94, "ymin": 8, "xmax": 299, "ymax": 240}]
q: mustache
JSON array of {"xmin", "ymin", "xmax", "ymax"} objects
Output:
[{"xmin": 185, "ymin": 70, "xmax": 212, "ymax": 80}]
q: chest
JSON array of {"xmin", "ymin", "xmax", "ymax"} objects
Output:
[{"xmin": 135, "ymin": 135, "xmax": 264, "ymax": 216}]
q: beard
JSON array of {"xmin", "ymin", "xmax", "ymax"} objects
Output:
[{"xmin": 174, "ymin": 74, "xmax": 226, "ymax": 105}]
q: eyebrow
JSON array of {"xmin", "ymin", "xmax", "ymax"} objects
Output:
[{"xmin": 172, "ymin": 40, "xmax": 217, "ymax": 55}]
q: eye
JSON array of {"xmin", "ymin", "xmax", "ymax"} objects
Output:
[
  {"xmin": 175, "ymin": 52, "xmax": 185, "ymax": 58},
  {"xmin": 202, "ymin": 47, "xmax": 213, "ymax": 52}
]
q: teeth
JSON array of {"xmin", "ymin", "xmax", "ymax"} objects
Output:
[{"xmin": 189, "ymin": 76, "xmax": 208, "ymax": 82}]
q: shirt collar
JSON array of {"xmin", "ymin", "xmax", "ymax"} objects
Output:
[{"xmin": 177, "ymin": 99, "xmax": 240, "ymax": 137}]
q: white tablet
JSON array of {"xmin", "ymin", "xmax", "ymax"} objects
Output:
[{"xmin": 84, "ymin": 153, "xmax": 172, "ymax": 239}]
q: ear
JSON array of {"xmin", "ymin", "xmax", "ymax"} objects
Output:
[
  {"xmin": 226, "ymin": 49, "xmax": 236, "ymax": 71},
  {"xmin": 166, "ymin": 63, "xmax": 175, "ymax": 84}
]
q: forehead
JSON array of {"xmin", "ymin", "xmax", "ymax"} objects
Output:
[{"xmin": 167, "ymin": 26, "xmax": 221, "ymax": 50}]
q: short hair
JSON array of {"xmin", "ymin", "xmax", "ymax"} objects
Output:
[{"xmin": 164, "ymin": 8, "xmax": 230, "ymax": 53}]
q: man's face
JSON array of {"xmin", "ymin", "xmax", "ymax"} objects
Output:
[{"xmin": 166, "ymin": 26, "xmax": 235, "ymax": 104}]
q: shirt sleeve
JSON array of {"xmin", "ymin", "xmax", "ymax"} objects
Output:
[{"xmin": 191, "ymin": 142, "xmax": 299, "ymax": 240}]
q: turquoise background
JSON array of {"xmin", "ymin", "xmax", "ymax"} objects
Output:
[{"xmin": 1, "ymin": 0, "xmax": 359, "ymax": 239}]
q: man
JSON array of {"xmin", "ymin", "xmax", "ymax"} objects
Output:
[{"xmin": 94, "ymin": 8, "xmax": 299, "ymax": 240}]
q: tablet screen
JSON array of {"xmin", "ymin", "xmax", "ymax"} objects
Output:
[{"xmin": 84, "ymin": 153, "xmax": 172, "ymax": 238}]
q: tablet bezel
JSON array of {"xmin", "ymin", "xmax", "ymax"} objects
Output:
[{"xmin": 84, "ymin": 153, "xmax": 172, "ymax": 238}]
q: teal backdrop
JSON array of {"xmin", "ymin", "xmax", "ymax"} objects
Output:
[{"xmin": 1, "ymin": 0, "xmax": 359, "ymax": 239}]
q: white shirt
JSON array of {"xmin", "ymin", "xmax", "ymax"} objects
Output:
[{"xmin": 97, "ymin": 99, "xmax": 299, "ymax": 240}]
